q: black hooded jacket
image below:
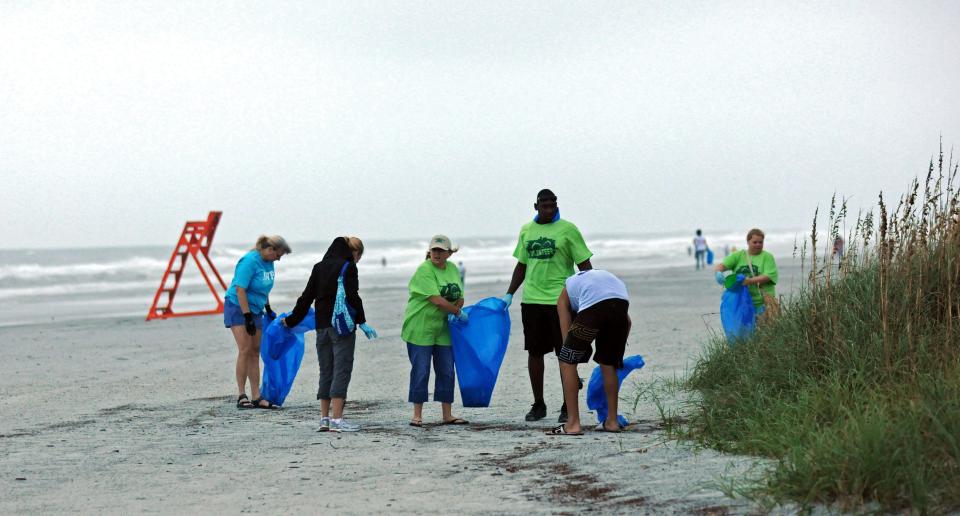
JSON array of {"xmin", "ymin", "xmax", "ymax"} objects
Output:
[{"xmin": 285, "ymin": 237, "xmax": 366, "ymax": 329}]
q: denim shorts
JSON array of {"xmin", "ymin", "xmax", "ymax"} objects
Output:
[{"xmin": 223, "ymin": 299, "xmax": 264, "ymax": 329}]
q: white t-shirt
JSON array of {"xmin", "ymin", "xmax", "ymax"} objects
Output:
[
  {"xmin": 693, "ymin": 236, "xmax": 707, "ymax": 251},
  {"xmin": 564, "ymin": 269, "xmax": 629, "ymax": 312}
]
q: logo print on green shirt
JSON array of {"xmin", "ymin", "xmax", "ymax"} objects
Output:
[
  {"xmin": 735, "ymin": 265, "xmax": 759, "ymax": 277},
  {"xmin": 526, "ymin": 237, "xmax": 557, "ymax": 260},
  {"xmin": 440, "ymin": 283, "xmax": 462, "ymax": 302}
]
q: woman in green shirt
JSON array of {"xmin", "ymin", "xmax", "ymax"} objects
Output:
[
  {"xmin": 400, "ymin": 235, "xmax": 469, "ymax": 427},
  {"xmin": 714, "ymin": 228, "xmax": 779, "ymax": 315}
]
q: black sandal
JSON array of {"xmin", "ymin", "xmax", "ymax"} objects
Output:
[
  {"xmin": 237, "ymin": 394, "xmax": 254, "ymax": 409},
  {"xmin": 252, "ymin": 397, "xmax": 280, "ymax": 410}
]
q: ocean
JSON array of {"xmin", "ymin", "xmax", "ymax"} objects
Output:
[{"xmin": 0, "ymin": 230, "xmax": 802, "ymax": 327}]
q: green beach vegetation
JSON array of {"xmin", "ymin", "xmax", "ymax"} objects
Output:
[{"xmin": 669, "ymin": 144, "xmax": 960, "ymax": 512}]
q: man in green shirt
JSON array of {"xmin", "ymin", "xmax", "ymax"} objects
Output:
[{"xmin": 503, "ymin": 189, "xmax": 593, "ymax": 422}]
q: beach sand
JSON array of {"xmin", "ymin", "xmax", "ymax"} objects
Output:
[{"xmin": 1, "ymin": 262, "xmax": 804, "ymax": 514}]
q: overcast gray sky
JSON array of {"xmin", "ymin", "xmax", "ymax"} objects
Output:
[{"xmin": 2, "ymin": 1, "xmax": 959, "ymax": 249}]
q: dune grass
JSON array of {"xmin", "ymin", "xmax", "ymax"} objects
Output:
[{"xmin": 670, "ymin": 143, "xmax": 960, "ymax": 512}]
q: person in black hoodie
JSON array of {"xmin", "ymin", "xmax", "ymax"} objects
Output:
[{"xmin": 283, "ymin": 236, "xmax": 378, "ymax": 433}]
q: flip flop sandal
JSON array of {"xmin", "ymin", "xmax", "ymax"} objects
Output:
[
  {"xmin": 252, "ymin": 398, "xmax": 281, "ymax": 410},
  {"xmin": 546, "ymin": 424, "xmax": 583, "ymax": 436},
  {"xmin": 409, "ymin": 419, "xmax": 423, "ymax": 428},
  {"xmin": 441, "ymin": 418, "xmax": 469, "ymax": 425},
  {"xmin": 594, "ymin": 424, "xmax": 621, "ymax": 433},
  {"xmin": 236, "ymin": 394, "xmax": 255, "ymax": 409}
]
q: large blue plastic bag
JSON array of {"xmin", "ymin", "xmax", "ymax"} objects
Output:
[
  {"xmin": 706, "ymin": 248, "xmax": 714, "ymax": 265},
  {"xmin": 587, "ymin": 355, "xmax": 645, "ymax": 427},
  {"xmin": 720, "ymin": 276, "xmax": 755, "ymax": 343},
  {"xmin": 449, "ymin": 297, "xmax": 511, "ymax": 407},
  {"xmin": 259, "ymin": 309, "xmax": 315, "ymax": 406}
]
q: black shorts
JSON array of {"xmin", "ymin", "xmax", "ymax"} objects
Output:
[
  {"xmin": 521, "ymin": 303, "xmax": 563, "ymax": 355},
  {"xmin": 558, "ymin": 299, "xmax": 630, "ymax": 368}
]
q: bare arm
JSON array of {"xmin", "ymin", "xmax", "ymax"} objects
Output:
[
  {"xmin": 714, "ymin": 264, "xmax": 727, "ymax": 272},
  {"xmin": 428, "ymin": 296, "xmax": 463, "ymax": 316},
  {"xmin": 577, "ymin": 259, "xmax": 593, "ymax": 272},
  {"xmin": 743, "ymin": 275, "xmax": 771, "ymax": 286},
  {"xmin": 507, "ymin": 262, "xmax": 527, "ymax": 295},
  {"xmin": 236, "ymin": 287, "xmax": 251, "ymax": 313},
  {"xmin": 557, "ymin": 288, "xmax": 573, "ymax": 340}
]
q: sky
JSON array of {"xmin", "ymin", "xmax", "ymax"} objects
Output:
[{"xmin": 2, "ymin": 1, "xmax": 959, "ymax": 249}]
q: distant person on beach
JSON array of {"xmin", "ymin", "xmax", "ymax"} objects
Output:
[
  {"xmin": 401, "ymin": 235, "xmax": 468, "ymax": 427},
  {"xmin": 833, "ymin": 235, "xmax": 845, "ymax": 262},
  {"xmin": 284, "ymin": 236, "xmax": 377, "ymax": 433},
  {"xmin": 714, "ymin": 228, "xmax": 779, "ymax": 317},
  {"xmin": 503, "ymin": 189, "xmax": 593, "ymax": 423},
  {"xmin": 547, "ymin": 269, "xmax": 631, "ymax": 435},
  {"xmin": 693, "ymin": 229, "xmax": 708, "ymax": 270},
  {"xmin": 225, "ymin": 235, "xmax": 291, "ymax": 410},
  {"xmin": 381, "ymin": 256, "xmax": 387, "ymax": 267},
  {"xmin": 458, "ymin": 261, "xmax": 466, "ymax": 286}
]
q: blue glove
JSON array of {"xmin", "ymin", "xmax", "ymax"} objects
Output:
[
  {"xmin": 715, "ymin": 271, "xmax": 725, "ymax": 285},
  {"xmin": 358, "ymin": 323, "xmax": 378, "ymax": 340},
  {"xmin": 448, "ymin": 310, "xmax": 469, "ymax": 323},
  {"xmin": 502, "ymin": 293, "xmax": 513, "ymax": 310}
]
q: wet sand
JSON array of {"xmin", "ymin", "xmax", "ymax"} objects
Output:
[{"xmin": 1, "ymin": 262, "xmax": 804, "ymax": 514}]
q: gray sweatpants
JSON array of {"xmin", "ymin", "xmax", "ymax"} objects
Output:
[{"xmin": 315, "ymin": 327, "xmax": 357, "ymax": 400}]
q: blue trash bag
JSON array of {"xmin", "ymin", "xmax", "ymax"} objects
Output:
[
  {"xmin": 449, "ymin": 297, "xmax": 511, "ymax": 407},
  {"xmin": 259, "ymin": 309, "xmax": 315, "ymax": 406},
  {"xmin": 706, "ymin": 248, "xmax": 714, "ymax": 265},
  {"xmin": 720, "ymin": 275, "xmax": 755, "ymax": 343},
  {"xmin": 586, "ymin": 355, "xmax": 645, "ymax": 427}
]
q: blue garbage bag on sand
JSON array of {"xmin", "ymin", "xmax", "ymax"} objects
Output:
[
  {"xmin": 259, "ymin": 309, "xmax": 315, "ymax": 406},
  {"xmin": 587, "ymin": 355, "xmax": 645, "ymax": 427},
  {"xmin": 720, "ymin": 275, "xmax": 755, "ymax": 343},
  {"xmin": 706, "ymin": 248, "xmax": 714, "ymax": 265},
  {"xmin": 449, "ymin": 297, "xmax": 511, "ymax": 407}
]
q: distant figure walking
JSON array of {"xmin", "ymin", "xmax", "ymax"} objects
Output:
[
  {"xmin": 381, "ymin": 256, "xmax": 387, "ymax": 267},
  {"xmin": 225, "ymin": 235, "xmax": 291, "ymax": 410},
  {"xmin": 693, "ymin": 229, "xmax": 708, "ymax": 270},
  {"xmin": 284, "ymin": 236, "xmax": 378, "ymax": 433},
  {"xmin": 547, "ymin": 269, "xmax": 631, "ymax": 436},
  {"xmin": 458, "ymin": 261, "xmax": 466, "ymax": 286}
]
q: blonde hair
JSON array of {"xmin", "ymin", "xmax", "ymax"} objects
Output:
[
  {"xmin": 255, "ymin": 235, "xmax": 292, "ymax": 254},
  {"xmin": 746, "ymin": 228, "xmax": 765, "ymax": 242},
  {"xmin": 343, "ymin": 236, "xmax": 364, "ymax": 259}
]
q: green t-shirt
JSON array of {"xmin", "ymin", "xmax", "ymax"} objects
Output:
[
  {"xmin": 401, "ymin": 260, "xmax": 464, "ymax": 346},
  {"xmin": 513, "ymin": 219, "xmax": 593, "ymax": 305},
  {"xmin": 721, "ymin": 250, "xmax": 778, "ymax": 308}
]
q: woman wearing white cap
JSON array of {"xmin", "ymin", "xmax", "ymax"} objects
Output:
[{"xmin": 400, "ymin": 235, "xmax": 469, "ymax": 427}]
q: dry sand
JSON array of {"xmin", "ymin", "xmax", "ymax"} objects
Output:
[{"xmin": 1, "ymin": 263, "xmax": 805, "ymax": 514}]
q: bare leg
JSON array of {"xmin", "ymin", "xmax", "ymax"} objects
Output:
[
  {"xmin": 332, "ymin": 398, "xmax": 345, "ymax": 419},
  {"xmin": 412, "ymin": 403, "xmax": 423, "ymax": 423},
  {"xmin": 528, "ymin": 353, "xmax": 545, "ymax": 403},
  {"xmin": 601, "ymin": 365, "xmax": 620, "ymax": 431},
  {"xmin": 247, "ymin": 329, "xmax": 263, "ymax": 403},
  {"xmin": 320, "ymin": 399, "xmax": 331, "ymax": 419},
  {"xmin": 559, "ymin": 362, "xmax": 582, "ymax": 433},
  {"xmin": 230, "ymin": 326, "xmax": 249, "ymax": 395}
]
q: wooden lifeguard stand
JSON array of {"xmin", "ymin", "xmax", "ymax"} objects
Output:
[{"xmin": 146, "ymin": 211, "xmax": 227, "ymax": 321}]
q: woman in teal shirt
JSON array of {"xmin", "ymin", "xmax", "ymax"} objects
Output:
[
  {"xmin": 400, "ymin": 235, "xmax": 469, "ymax": 427},
  {"xmin": 224, "ymin": 234, "xmax": 291, "ymax": 409}
]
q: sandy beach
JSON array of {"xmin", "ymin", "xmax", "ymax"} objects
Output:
[{"xmin": 1, "ymin": 261, "xmax": 804, "ymax": 514}]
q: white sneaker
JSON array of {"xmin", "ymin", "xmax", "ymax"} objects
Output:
[
  {"xmin": 317, "ymin": 416, "xmax": 331, "ymax": 432},
  {"xmin": 329, "ymin": 418, "xmax": 360, "ymax": 433}
]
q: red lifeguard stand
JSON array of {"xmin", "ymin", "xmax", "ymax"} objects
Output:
[{"xmin": 146, "ymin": 211, "xmax": 227, "ymax": 321}]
